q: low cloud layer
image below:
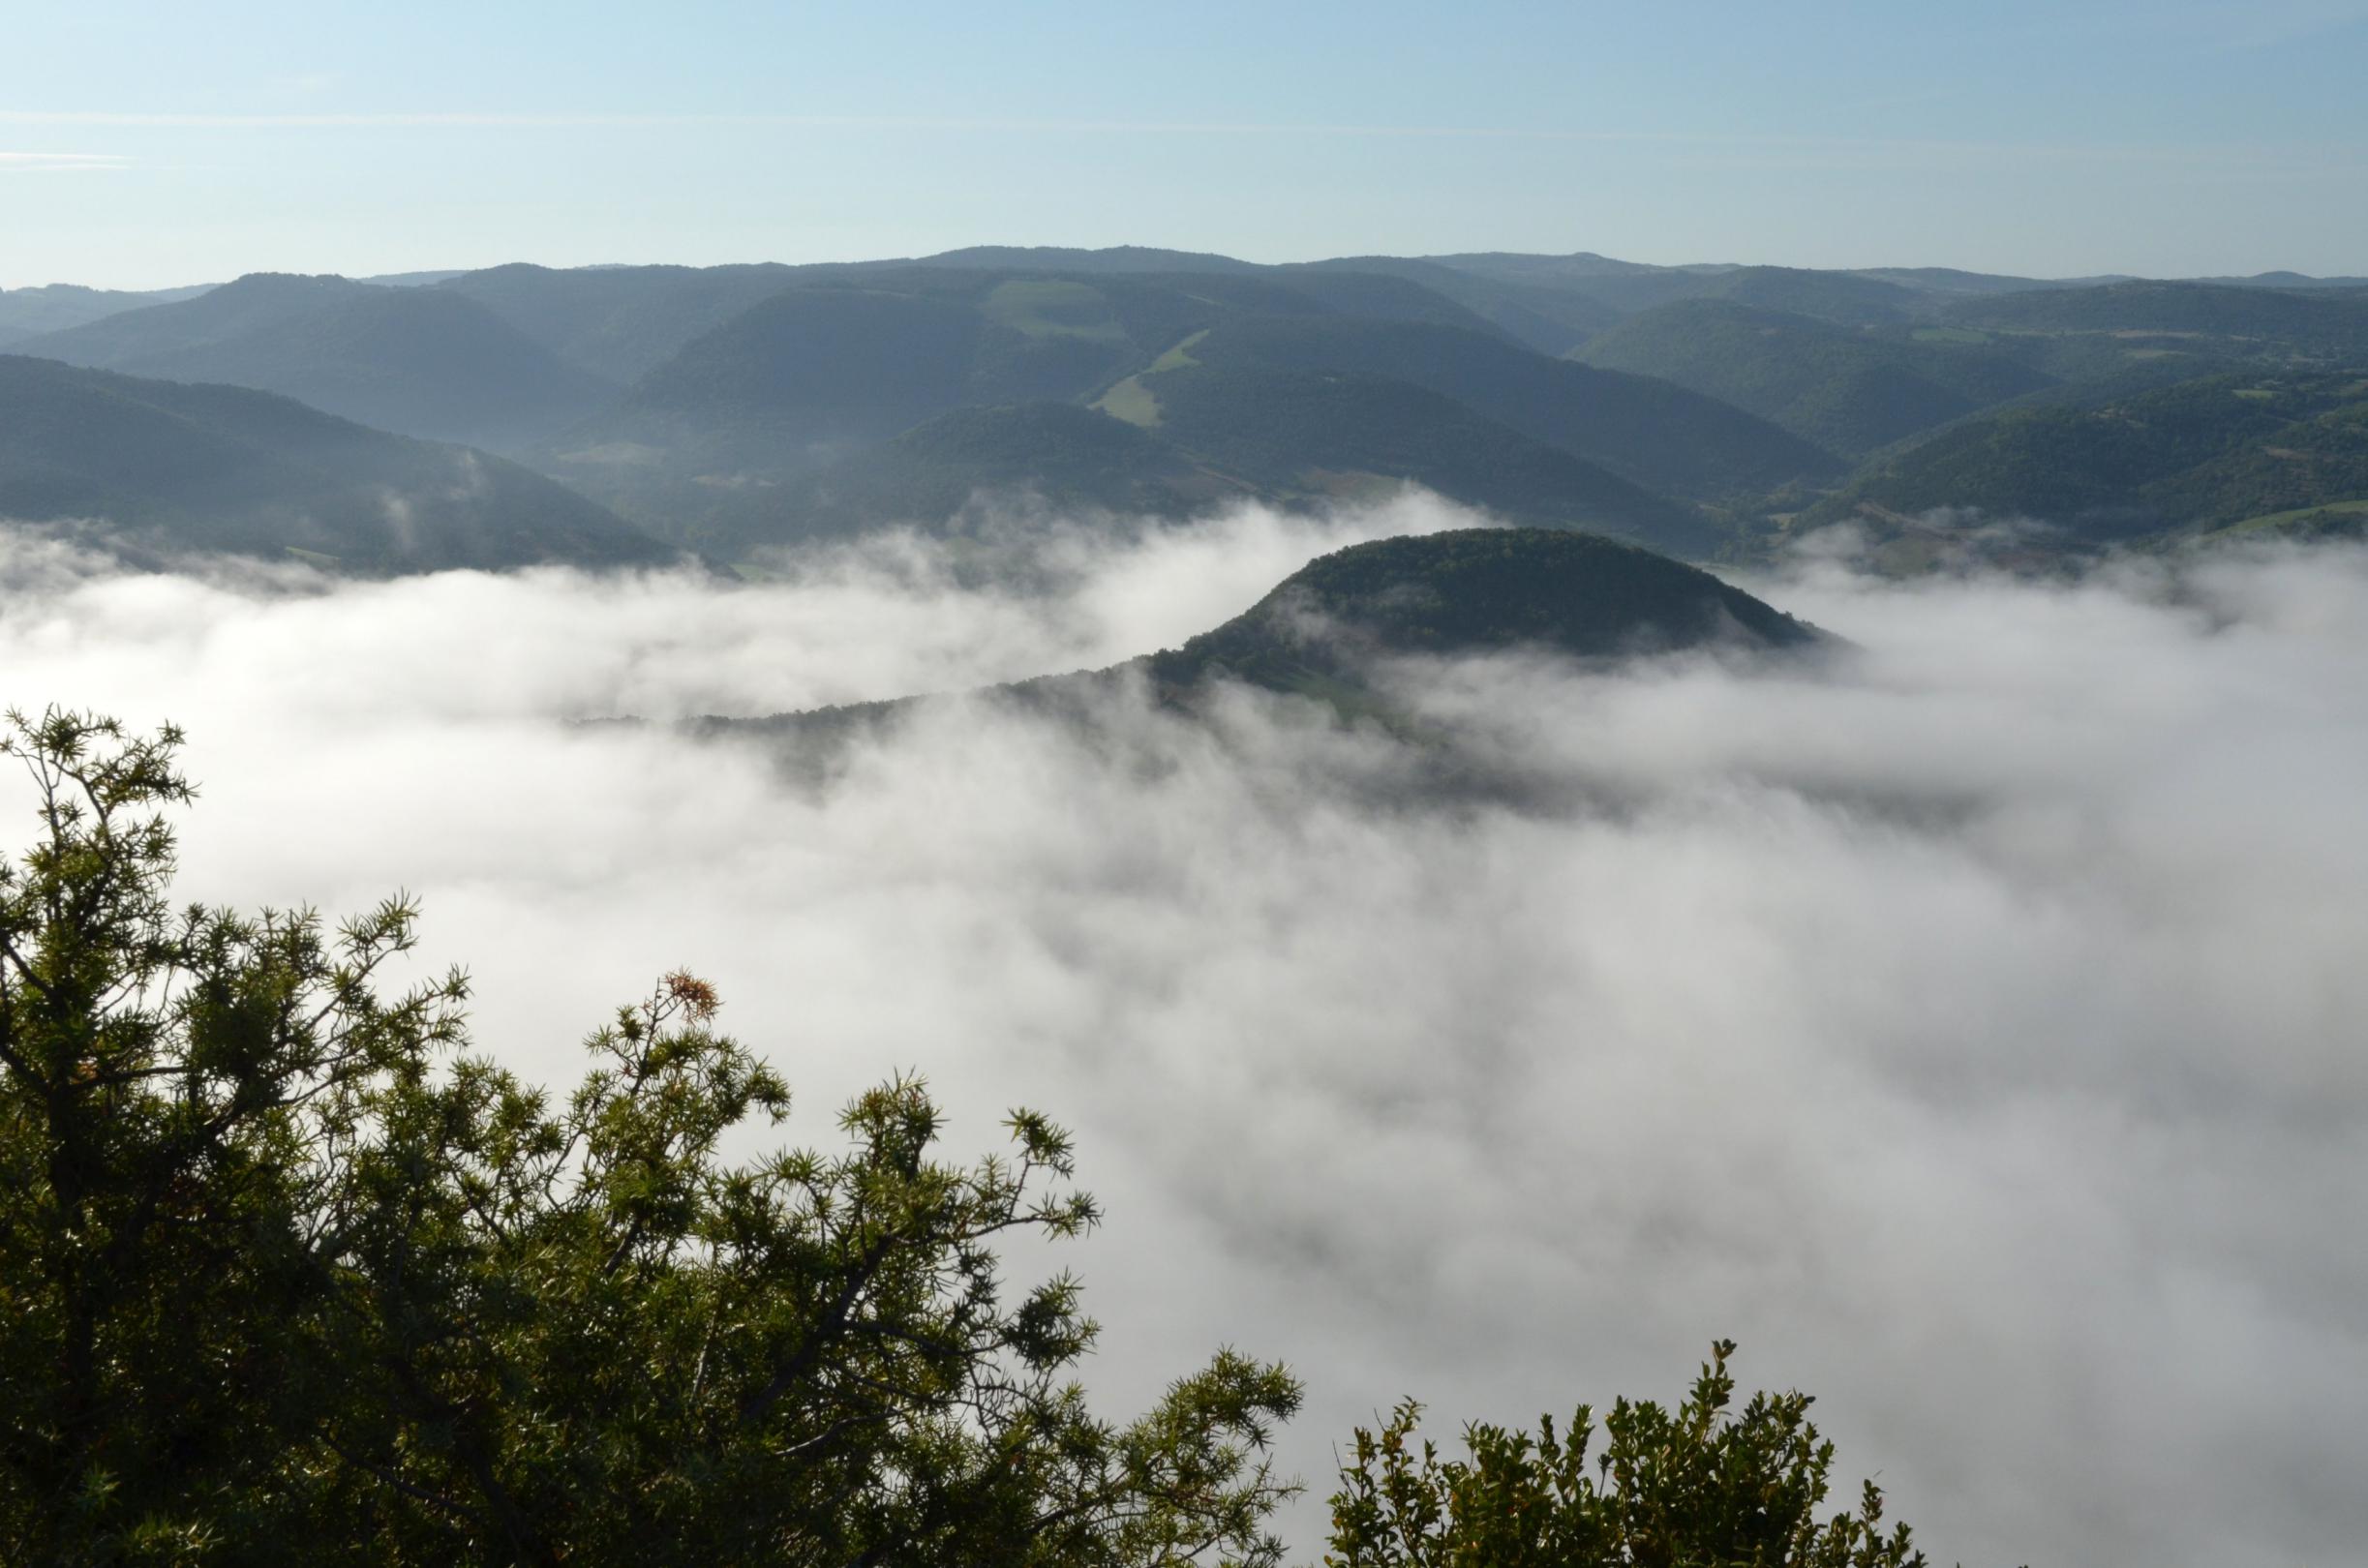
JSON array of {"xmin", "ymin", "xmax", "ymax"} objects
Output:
[{"xmin": 3, "ymin": 506, "xmax": 2363, "ymax": 1565}]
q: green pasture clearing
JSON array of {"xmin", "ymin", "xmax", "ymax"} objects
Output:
[
  {"xmin": 1094, "ymin": 376, "xmax": 1162, "ymax": 427},
  {"xmin": 981, "ymin": 279, "xmax": 1129, "ymax": 341},
  {"xmin": 1147, "ymin": 329, "xmax": 1210, "ymax": 373}
]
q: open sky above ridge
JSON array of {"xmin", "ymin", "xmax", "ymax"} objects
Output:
[{"xmin": 7, "ymin": 0, "xmax": 2367, "ymax": 288}]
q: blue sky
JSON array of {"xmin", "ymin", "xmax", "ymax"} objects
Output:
[{"xmin": 6, "ymin": 0, "xmax": 2366, "ymax": 288}]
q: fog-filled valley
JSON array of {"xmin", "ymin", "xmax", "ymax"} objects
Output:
[
  {"xmin": 5, "ymin": 500, "xmax": 2363, "ymax": 1565},
  {"xmin": 18, "ymin": 0, "xmax": 2368, "ymax": 1554},
  {"xmin": 11, "ymin": 104, "xmax": 2368, "ymax": 1561}
]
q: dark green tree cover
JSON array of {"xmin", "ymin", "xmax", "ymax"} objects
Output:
[
  {"xmin": 1179, "ymin": 317, "xmax": 1842, "ymax": 504},
  {"xmin": 1148, "ymin": 528, "xmax": 1821, "ymax": 697},
  {"xmin": 541, "ymin": 265, "xmax": 1504, "ymax": 534},
  {"xmin": 1799, "ymin": 372, "xmax": 2368, "ymax": 541},
  {"xmin": 1942, "ymin": 281, "xmax": 2368, "ymax": 361},
  {"xmin": 1133, "ymin": 368, "xmax": 1722, "ymax": 558},
  {"xmin": 1683, "ymin": 266, "xmax": 1926, "ymax": 326},
  {"xmin": 1575, "ymin": 302, "xmax": 2052, "ymax": 458},
  {"xmin": 0, "ymin": 356, "xmax": 671, "ymax": 574},
  {"xmin": 434, "ymin": 262, "xmax": 812, "ymax": 384},
  {"xmin": 1280, "ymin": 257, "xmax": 1625, "ymax": 355},
  {"xmin": 586, "ymin": 312, "xmax": 1733, "ymax": 561},
  {"xmin": 0, "ymin": 709, "xmax": 1300, "ymax": 1566},
  {"xmin": 1323, "ymin": 1342, "xmax": 1927, "ymax": 1568},
  {"xmin": 762, "ymin": 402, "xmax": 1260, "ymax": 550}
]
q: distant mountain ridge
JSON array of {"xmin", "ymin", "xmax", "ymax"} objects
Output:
[
  {"xmin": 537, "ymin": 264, "xmax": 1728, "ymax": 557},
  {"xmin": 0, "ymin": 354, "xmax": 669, "ymax": 574},
  {"xmin": 15, "ymin": 274, "xmax": 621, "ymax": 452},
  {"xmin": 15, "ymin": 247, "xmax": 2368, "ymax": 580},
  {"xmin": 0, "ymin": 283, "xmax": 218, "ymax": 348}
]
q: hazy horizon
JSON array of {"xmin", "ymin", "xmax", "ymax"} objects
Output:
[
  {"xmin": 10, "ymin": 242, "xmax": 2367, "ymax": 299},
  {"xmin": 8, "ymin": 1, "xmax": 2366, "ymax": 290}
]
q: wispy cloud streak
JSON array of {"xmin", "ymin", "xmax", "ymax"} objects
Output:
[
  {"xmin": 0, "ymin": 110, "xmax": 2354, "ymax": 169},
  {"xmin": 0, "ymin": 151, "xmax": 132, "ymax": 171}
]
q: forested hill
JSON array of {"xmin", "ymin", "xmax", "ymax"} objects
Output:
[
  {"xmin": 1169, "ymin": 315, "xmax": 1842, "ymax": 502},
  {"xmin": 0, "ymin": 355, "xmax": 673, "ymax": 574},
  {"xmin": 716, "ymin": 528, "xmax": 1822, "ymax": 751},
  {"xmin": 1146, "ymin": 527, "xmax": 1822, "ymax": 694},
  {"xmin": 13, "ymin": 249, "xmax": 2368, "ymax": 578},
  {"xmin": 1574, "ymin": 300, "xmax": 2054, "ymax": 457},
  {"xmin": 1794, "ymin": 371, "xmax": 2368, "ymax": 560},
  {"xmin": 14, "ymin": 273, "xmax": 622, "ymax": 452},
  {"xmin": 538, "ymin": 266, "xmax": 1725, "ymax": 560},
  {"xmin": 0, "ymin": 282, "xmax": 217, "ymax": 348}
]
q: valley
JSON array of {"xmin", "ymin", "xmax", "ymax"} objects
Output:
[{"xmin": 10, "ymin": 246, "xmax": 2365, "ymax": 583}]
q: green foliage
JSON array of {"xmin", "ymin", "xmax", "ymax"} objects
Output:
[
  {"xmin": 1279, "ymin": 257, "xmax": 1624, "ymax": 355},
  {"xmin": 1182, "ymin": 317, "xmax": 1840, "ymax": 504},
  {"xmin": 1801, "ymin": 372, "xmax": 2368, "ymax": 543},
  {"xmin": 1576, "ymin": 301, "xmax": 2052, "ymax": 458},
  {"xmin": 1943, "ymin": 281, "xmax": 2368, "ymax": 363},
  {"xmin": 768, "ymin": 402, "xmax": 1256, "ymax": 549},
  {"xmin": 1140, "ymin": 366, "xmax": 1722, "ymax": 558},
  {"xmin": 0, "ymin": 709, "xmax": 1301, "ymax": 1566},
  {"xmin": 1325, "ymin": 1342, "xmax": 1926, "ymax": 1568},
  {"xmin": 1688, "ymin": 266, "xmax": 1925, "ymax": 325},
  {"xmin": 542, "ymin": 266, "xmax": 1732, "ymax": 557}
]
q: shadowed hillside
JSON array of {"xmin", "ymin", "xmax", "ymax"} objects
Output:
[
  {"xmin": 544, "ymin": 266, "xmax": 1728, "ymax": 555},
  {"xmin": 1148, "ymin": 527, "xmax": 1820, "ymax": 693},
  {"xmin": 15, "ymin": 274, "xmax": 622, "ymax": 451},
  {"xmin": 0, "ymin": 355, "xmax": 670, "ymax": 573},
  {"xmin": 0, "ymin": 282, "xmax": 217, "ymax": 347},
  {"xmin": 1180, "ymin": 315, "xmax": 1842, "ymax": 500},
  {"xmin": 432, "ymin": 261, "xmax": 812, "ymax": 382},
  {"xmin": 1576, "ymin": 300, "xmax": 2054, "ymax": 456},
  {"xmin": 1793, "ymin": 370, "xmax": 2368, "ymax": 562}
]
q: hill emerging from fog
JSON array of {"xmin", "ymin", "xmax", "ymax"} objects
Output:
[
  {"xmin": 1144, "ymin": 527, "xmax": 1822, "ymax": 694},
  {"xmin": 714, "ymin": 528, "xmax": 1823, "ymax": 751},
  {"xmin": 0, "ymin": 355, "xmax": 671, "ymax": 574}
]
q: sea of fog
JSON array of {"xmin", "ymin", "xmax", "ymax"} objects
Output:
[{"xmin": 3, "ymin": 499, "xmax": 2364, "ymax": 1566}]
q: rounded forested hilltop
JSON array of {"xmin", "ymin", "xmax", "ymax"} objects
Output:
[{"xmin": 1149, "ymin": 527, "xmax": 1820, "ymax": 692}]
